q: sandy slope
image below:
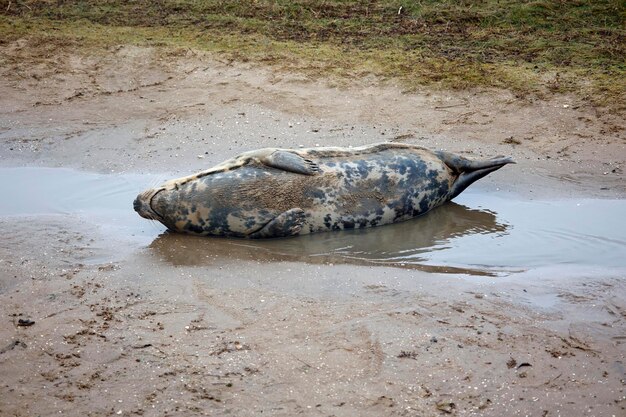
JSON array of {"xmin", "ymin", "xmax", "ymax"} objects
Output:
[{"xmin": 0, "ymin": 42, "xmax": 624, "ymax": 417}]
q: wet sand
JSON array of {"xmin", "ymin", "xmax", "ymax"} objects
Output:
[{"xmin": 0, "ymin": 42, "xmax": 625, "ymax": 416}]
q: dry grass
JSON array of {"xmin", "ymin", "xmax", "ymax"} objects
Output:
[{"xmin": 1, "ymin": 1, "xmax": 624, "ymax": 110}]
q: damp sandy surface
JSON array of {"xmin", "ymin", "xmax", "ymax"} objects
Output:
[{"xmin": 0, "ymin": 42, "xmax": 625, "ymax": 417}]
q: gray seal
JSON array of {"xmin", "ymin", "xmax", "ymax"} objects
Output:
[{"xmin": 134, "ymin": 143, "xmax": 513, "ymax": 238}]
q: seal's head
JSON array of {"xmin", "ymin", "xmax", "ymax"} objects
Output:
[
  {"xmin": 133, "ymin": 175, "xmax": 208, "ymax": 232},
  {"xmin": 133, "ymin": 187, "xmax": 166, "ymax": 221}
]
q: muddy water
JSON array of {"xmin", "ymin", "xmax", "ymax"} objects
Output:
[
  {"xmin": 2, "ymin": 167, "xmax": 625, "ymax": 276},
  {"xmin": 0, "ymin": 167, "xmax": 162, "ymax": 245}
]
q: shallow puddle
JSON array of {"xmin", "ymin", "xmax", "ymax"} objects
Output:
[{"xmin": 2, "ymin": 167, "xmax": 625, "ymax": 276}]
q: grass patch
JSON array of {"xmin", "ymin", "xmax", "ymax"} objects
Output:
[{"xmin": 1, "ymin": 1, "xmax": 624, "ymax": 109}]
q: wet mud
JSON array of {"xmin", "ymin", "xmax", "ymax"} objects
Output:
[{"xmin": 1, "ymin": 42, "xmax": 625, "ymax": 417}]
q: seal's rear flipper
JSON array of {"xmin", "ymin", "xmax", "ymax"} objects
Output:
[
  {"xmin": 261, "ymin": 151, "xmax": 321, "ymax": 175},
  {"xmin": 435, "ymin": 151, "xmax": 514, "ymax": 200},
  {"xmin": 248, "ymin": 208, "xmax": 306, "ymax": 239}
]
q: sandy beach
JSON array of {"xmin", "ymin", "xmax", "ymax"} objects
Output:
[{"xmin": 0, "ymin": 42, "xmax": 624, "ymax": 416}]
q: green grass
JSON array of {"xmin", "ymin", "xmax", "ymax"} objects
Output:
[{"xmin": 1, "ymin": 1, "xmax": 624, "ymax": 109}]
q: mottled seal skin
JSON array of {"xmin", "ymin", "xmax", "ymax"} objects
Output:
[{"xmin": 134, "ymin": 143, "xmax": 513, "ymax": 238}]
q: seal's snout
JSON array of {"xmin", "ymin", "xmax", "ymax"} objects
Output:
[
  {"xmin": 133, "ymin": 197, "xmax": 142, "ymax": 213},
  {"xmin": 133, "ymin": 190, "xmax": 158, "ymax": 220},
  {"xmin": 133, "ymin": 194, "xmax": 152, "ymax": 219},
  {"xmin": 134, "ymin": 188, "xmax": 167, "ymax": 221}
]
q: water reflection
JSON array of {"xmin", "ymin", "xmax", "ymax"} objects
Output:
[
  {"xmin": 4, "ymin": 167, "xmax": 623, "ymax": 275},
  {"xmin": 149, "ymin": 202, "xmax": 509, "ymax": 276}
]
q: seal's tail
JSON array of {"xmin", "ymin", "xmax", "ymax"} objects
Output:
[{"xmin": 435, "ymin": 151, "xmax": 515, "ymax": 200}]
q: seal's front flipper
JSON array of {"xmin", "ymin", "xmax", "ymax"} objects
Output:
[
  {"xmin": 248, "ymin": 208, "xmax": 306, "ymax": 239},
  {"xmin": 260, "ymin": 151, "xmax": 321, "ymax": 175}
]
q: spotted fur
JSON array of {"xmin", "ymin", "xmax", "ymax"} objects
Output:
[{"xmin": 134, "ymin": 143, "xmax": 512, "ymax": 238}]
